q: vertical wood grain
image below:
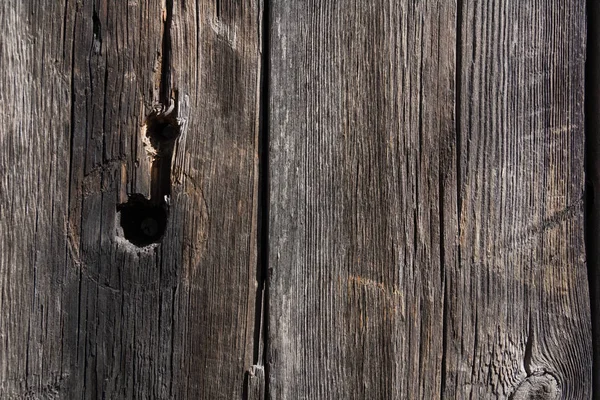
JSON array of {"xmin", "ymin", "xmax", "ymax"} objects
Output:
[
  {"xmin": 445, "ymin": 1, "xmax": 590, "ymax": 398},
  {"xmin": 267, "ymin": 0, "xmax": 592, "ymax": 398},
  {"xmin": 168, "ymin": 0, "xmax": 264, "ymax": 397},
  {"xmin": 267, "ymin": 1, "xmax": 456, "ymax": 398},
  {"xmin": 0, "ymin": 0, "xmax": 262, "ymax": 398},
  {"xmin": 0, "ymin": 0, "xmax": 76, "ymax": 396},
  {"xmin": 0, "ymin": 0, "xmax": 593, "ymax": 398}
]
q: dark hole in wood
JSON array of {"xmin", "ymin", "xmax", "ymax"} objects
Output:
[
  {"xmin": 92, "ymin": 8, "xmax": 102, "ymax": 55},
  {"xmin": 118, "ymin": 194, "xmax": 168, "ymax": 247},
  {"xmin": 118, "ymin": 107, "xmax": 181, "ymax": 247}
]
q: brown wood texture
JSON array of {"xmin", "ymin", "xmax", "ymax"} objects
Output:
[
  {"xmin": 0, "ymin": 0, "xmax": 262, "ymax": 398},
  {"xmin": 267, "ymin": 0, "xmax": 592, "ymax": 399},
  {"xmin": 0, "ymin": 0, "xmax": 594, "ymax": 399},
  {"xmin": 447, "ymin": 1, "xmax": 590, "ymax": 398}
]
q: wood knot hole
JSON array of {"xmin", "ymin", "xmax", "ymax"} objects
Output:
[
  {"xmin": 117, "ymin": 104, "xmax": 181, "ymax": 247},
  {"xmin": 510, "ymin": 372, "xmax": 560, "ymax": 400},
  {"xmin": 117, "ymin": 194, "xmax": 168, "ymax": 247}
]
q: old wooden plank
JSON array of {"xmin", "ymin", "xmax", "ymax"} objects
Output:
[
  {"xmin": 168, "ymin": 0, "xmax": 264, "ymax": 398},
  {"xmin": 267, "ymin": 1, "xmax": 592, "ymax": 399},
  {"xmin": 0, "ymin": 0, "xmax": 262, "ymax": 398},
  {"xmin": 444, "ymin": 1, "xmax": 591, "ymax": 398},
  {"xmin": 0, "ymin": 1, "xmax": 93, "ymax": 396},
  {"xmin": 267, "ymin": 1, "xmax": 456, "ymax": 398}
]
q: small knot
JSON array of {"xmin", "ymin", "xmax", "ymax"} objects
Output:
[{"xmin": 510, "ymin": 372, "xmax": 560, "ymax": 400}]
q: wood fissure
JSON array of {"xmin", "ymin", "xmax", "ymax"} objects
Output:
[
  {"xmin": 257, "ymin": 0, "xmax": 270, "ymax": 369},
  {"xmin": 160, "ymin": 0, "xmax": 174, "ymax": 104},
  {"xmin": 116, "ymin": 0, "xmax": 180, "ymax": 248},
  {"xmin": 244, "ymin": 0, "xmax": 270, "ymax": 397},
  {"xmin": 440, "ymin": 0, "xmax": 464, "ymax": 396}
]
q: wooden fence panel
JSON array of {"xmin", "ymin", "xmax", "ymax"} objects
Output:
[
  {"xmin": 267, "ymin": 0, "xmax": 592, "ymax": 398},
  {"xmin": 0, "ymin": 0, "xmax": 262, "ymax": 398},
  {"xmin": 0, "ymin": 0, "xmax": 594, "ymax": 398},
  {"xmin": 444, "ymin": 1, "xmax": 590, "ymax": 398},
  {"xmin": 267, "ymin": 1, "xmax": 455, "ymax": 398}
]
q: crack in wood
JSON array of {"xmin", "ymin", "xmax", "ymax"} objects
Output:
[
  {"xmin": 116, "ymin": 0, "xmax": 180, "ymax": 248},
  {"xmin": 246, "ymin": 1, "xmax": 270, "ymax": 399},
  {"xmin": 117, "ymin": 106, "xmax": 181, "ymax": 247},
  {"xmin": 160, "ymin": 0, "xmax": 174, "ymax": 104},
  {"xmin": 524, "ymin": 312, "xmax": 534, "ymax": 376}
]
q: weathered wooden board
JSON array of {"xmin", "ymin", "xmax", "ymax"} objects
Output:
[
  {"xmin": 267, "ymin": 0, "xmax": 592, "ymax": 399},
  {"xmin": 0, "ymin": 0, "xmax": 594, "ymax": 398},
  {"xmin": 0, "ymin": 0, "xmax": 262, "ymax": 398},
  {"xmin": 267, "ymin": 1, "xmax": 455, "ymax": 397},
  {"xmin": 445, "ymin": 1, "xmax": 590, "ymax": 398}
]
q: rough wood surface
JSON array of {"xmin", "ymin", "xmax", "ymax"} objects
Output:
[
  {"xmin": 0, "ymin": 0, "xmax": 594, "ymax": 399},
  {"xmin": 0, "ymin": 0, "xmax": 262, "ymax": 398},
  {"xmin": 267, "ymin": 0, "xmax": 592, "ymax": 399},
  {"xmin": 445, "ymin": 1, "xmax": 590, "ymax": 398},
  {"xmin": 267, "ymin": 1, "xmax": 454, "ymax": 398}
]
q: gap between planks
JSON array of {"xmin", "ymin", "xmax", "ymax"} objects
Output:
[{"xmin": 585, "ymin": 0, "xmax": 600, "ymax": 397}]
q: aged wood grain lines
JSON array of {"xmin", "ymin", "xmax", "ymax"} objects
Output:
[
  {"xmin": 267, "ymin": 0, "xmax": 591, "ymax": 398},
  {"xmin": 0, "ymin": 0, "xmax": 594, "ymax": 399},
  {"xmin": 0, "ymin": 0, "xmax": 262, "ymax": 398}
]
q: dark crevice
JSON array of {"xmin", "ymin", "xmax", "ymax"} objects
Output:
[
  {"xmin": 253, "ymin": 32, "xmax": 269, "ymax": 360},
  {"xmin": 436, "ymin": 28, "xmax": 447, "ymax": 400},
  {"xmin": 440, "ymin": 1, "xmax": 463, "ymax": 398},
  {"xmin": 455, "ymin": 0, "xmax": 463, "ymax": 224},
  {"xmin": 160, "ymin": 0, "xmax": 174, "ymax": 104},
  {"xmin": 102, "ymin": 66, "xmax": 109, "ymax": 161},
  {"xmin": 243, "ymin": 0, "xmax": 270, "ymax": 396},
  {"xmin": 242, "ymin": 372, "xmax": 250, "ymax": 400},
  {"xmin": 242, "ymin": 10, "xmax": 270, "ymax": 400},
  {"xmin": 67, "ymin": 8, "xmax": 77, "ymax": 247},
  {"xmin": 260, "ymin": 0, "xmax": 271, "ymax": 395},
  {"xmin": 440, "ymin": 278, "xmax": 448, "ymax": 399},
  {"xmin": 92, "ymin": 7, "xmax": 102, "ymax": 55},
  {"xmin": 117, "ymin": 1, "xmax": 178, "ymax": 247},
  {"xmin": 439, "ymin": 164, "xmax": 448, "ymax": 398},
  {"xmin": 250, "ymin": 0, "xmax": 271, "ymax": 398},
  {"xmin": 117, "ymin": 110, "xmax": 180, "ymax": 247},
  {"xmin": 585, "ymin": 0, "xmax": 600, "ymax": 397},
  {"xmin": 523, "ymin": 312, "xmax": 533, "ymax": 375},
  {"xmin": 439, "ymin": 160, "xmax": 446, "ymax": 288}
]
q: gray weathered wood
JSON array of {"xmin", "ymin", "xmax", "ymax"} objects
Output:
[
  {"xmin": 0, "ymin": 0, "xmax": 262, "ymax": 398},
  {"xmin": 444, "ymin": 1, "xmax": 590, "ymax": 398},
  {"xmin": 267, "ymin": 0, "xmax": 592, "ymax": 398},
  {"xmin": 0, "ymin": 0, "xmax": 594, "ymax": 398},
  {"xmin": 268, "ymin": 1, "xmax": 455, "ymax": 397}
]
